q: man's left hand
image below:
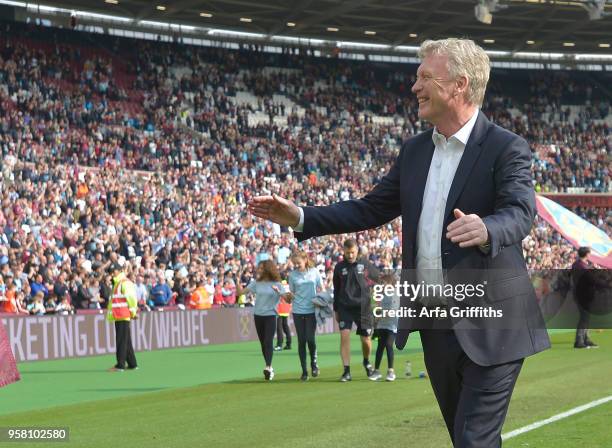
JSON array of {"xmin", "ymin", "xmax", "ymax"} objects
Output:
[{"xmin": 446, "ymin": 209, "xmax": 489, "ymax": 248}]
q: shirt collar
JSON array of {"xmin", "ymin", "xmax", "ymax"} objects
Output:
[{"xmin": 432, "ymin": 108, "xmax": 479, "ymax": 148}]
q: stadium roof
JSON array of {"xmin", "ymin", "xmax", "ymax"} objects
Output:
[{"xmin": 6, "ymin": 0, "xmax": 612, "ymax": 55}]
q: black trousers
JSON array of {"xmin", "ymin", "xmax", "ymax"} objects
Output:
[
  {"xmin": 374, "ymin": 329, "xmax": 395, "ymax": 370},
  {"xmin": 292, "ymin": 313, "xmax": 317, "ymax": 374},
  {"xmin": 115, "ymin": 320, "xmax": 137, "ymax": 369},
  {"xmin": 420, "ymin": 330, "xmax": 523, "ymax": 448},
  {"xmin": 574, "ymin": 305, "xmax": 591, "ymax": 345},
  {"xmin": 254, "ymin": 315, "xmax": 276, "ymax": 366},
  {"xmin": 276, "ymin": 315, "xmax": 291, "ymax": 347}
]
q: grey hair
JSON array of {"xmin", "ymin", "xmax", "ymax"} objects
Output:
[{"xmin": 418, "ymin": 38, "xmax": 490, "ymax": 107}]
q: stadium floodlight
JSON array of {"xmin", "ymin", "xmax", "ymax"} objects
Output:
[
  {"xmin": 474, "ymin": 0, "xmax": 508, "ymax": 24},
  {"xmin": 575, "ymin": 53, "xmax": 612, "ymax": 60},
  {"xmin": 475, "ymin": 4, "xmax": 492, "ymax": 24},
  {"xmin": 577, "ymin": 0, "xmax": 607, "ymax": 20},
  {"xmin": 0, "ymin": 0, "xmax": 26, "ymax": 6},
  {"xmin": 208, "ymin": 28, "xmax": 265, "ymax": 39},
  {"xmin": 486, "ymin": 49, "xmax": 511, "ymax": 56},
  {"xmin": 138, "ymin": 20, "xmax": 195, "ymax": 31},
  {"xmin": 271, "ymin": 35, "xmax": 325, "ymax": 45},
  {"xmin": 76, "ymin": 10, "xmax": 132, "ymax": 22},
  {"xmin": 395, "ymin": 45, "xmax": 420, "ymax": 52},
  {"xmin": 337, "ymin": 41, "xmax": 391, "ymax": 50}
]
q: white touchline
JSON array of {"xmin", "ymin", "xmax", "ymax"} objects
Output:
[{"xmin": 502, "ymin": 395, "xmax": 612, "ymax": 441}]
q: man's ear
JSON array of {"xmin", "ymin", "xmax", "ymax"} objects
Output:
[{"xmin": 455, "ymin": 75, "xmax": 468, "ymax": 96}]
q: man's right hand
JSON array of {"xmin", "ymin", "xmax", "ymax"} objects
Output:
[{"xmin": 247, "ymin": 194, "xmax": 301, "ymax": 228}]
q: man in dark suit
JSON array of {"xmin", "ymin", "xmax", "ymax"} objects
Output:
[{"xmin": 248, "ymin": 38, "xmax": 550, "ymax": 447}]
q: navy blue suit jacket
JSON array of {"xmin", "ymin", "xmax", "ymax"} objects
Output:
[{"xmin": 296, "ymin": 111, "xmax": 550, "ymax": 366}]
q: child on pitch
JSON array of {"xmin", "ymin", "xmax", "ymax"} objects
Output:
[
  {"xmin": 235, "ymin": 260, "xmax": 284, "ymax": 381},
  {"xmin": 281, "ymin": 250, "xmax": 323, "ymax": 381},
  {"xmin": 369, "ymin": 272, "xmax": 400, "ymax": 381}
]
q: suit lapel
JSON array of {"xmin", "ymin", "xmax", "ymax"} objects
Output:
[{"xmin": 443, "ymin": 111, "xmax": 489, "ymax": 220}]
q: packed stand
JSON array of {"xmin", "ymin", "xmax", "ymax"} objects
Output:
[{"xmin": 0, "ymin": 21, "xmax": 609, "ymax": 316}]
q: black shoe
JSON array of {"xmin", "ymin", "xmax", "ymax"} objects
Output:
[
  {"xmin": 340, "ymin": 372, "xmax": 352, "ymax": 382},
  {"xmin": 311, "ymin": 365, "xmax": 320, "ymax": 377},
  {"xmin": 574, "ymin": 343, "xmax": 587, "ymax": 349},
  {"xmin": 264, "ymin": 369, "xmax": 271, "ymax": 380},
  {"xmin": 585, "ymin": 340, "xmax": 599, "ymax": 348},
  {"xmin": 127, "ymin": 366, "xmax": 139, "ymax": 370},
  {"xmin": 364, "ymin": 362, "xmax": 374, "ymax": 377},
  {"xmin": 283, "ymin": 345, "xmax": 291, "ymax": 350},
  {"xmin": 300, "ymin": 373, "xmax": 309, "ymax": 381}
]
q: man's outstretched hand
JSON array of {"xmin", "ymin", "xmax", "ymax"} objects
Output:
[{"xmin": 248, "ymin": 194, "xmax": 301, "ymax": 228}]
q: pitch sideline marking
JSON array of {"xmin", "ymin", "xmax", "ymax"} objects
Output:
[{"xmin": 502, "ymin": 395, "xmax": 612, "ymax": 440}]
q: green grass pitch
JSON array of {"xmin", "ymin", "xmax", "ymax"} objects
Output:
[{"xmin": 1, "ymin": 330, "xmax": 611, "ymax": 447}]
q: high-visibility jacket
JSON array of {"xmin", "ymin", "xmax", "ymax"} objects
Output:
[
  {"xmin": 107, "ymin": 273, "xmax": 138, "ymax": 322},
  {"xmin": 188, "ymin": 286, "xmax": 211, "ymax": 310},
  {"xmin": 276, "ymin": 280, "xmax": 291, "ymax": 316},
  {"xmin": 277, "ymin": 296, "xmax": 292, "ymax": 316}
]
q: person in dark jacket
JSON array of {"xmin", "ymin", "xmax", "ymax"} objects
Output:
[
  {"xmin": 333, "ymin": 239, "xmax": 379, "ymax": 382},
  {"xmin": 572, "ymin": 247, "xmax": 598, "ymax": 349}
]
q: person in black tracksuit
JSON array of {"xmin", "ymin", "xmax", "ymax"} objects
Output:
[{"xmin": 333, "ymin": 239, "xmax": 380, "ymax": 382}]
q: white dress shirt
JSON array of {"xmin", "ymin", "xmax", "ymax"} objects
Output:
[
  {"xmin": 294, "ymin": 203, "xmax": 305, "ymax": 232},
  {"xmin": 416, "ymin": 109, "xmax": 479, "ymax": 304}
]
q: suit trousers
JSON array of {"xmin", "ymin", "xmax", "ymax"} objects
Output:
[
  {"xmin": 420, "ymin": 329, "xmax": 523, "ymax": 448},
  {"xmin": 115, "ymin": 320, "xmax": 137, "ymax": 369}
]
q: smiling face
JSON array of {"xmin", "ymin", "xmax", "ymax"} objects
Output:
[
  {"xmin": 412, "ymin": 53, "xmax": 459, "ymax": 127},
  {"xmin": 293, "ymin": 256, "xmax": 307, "ymax": 271}
]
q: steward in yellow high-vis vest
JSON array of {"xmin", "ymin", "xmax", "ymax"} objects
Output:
[
  {"xmin": 275, "ymin": 280, "xmax": 292, "ymax": 351},
  {"xmin": 107, "ymin": 264, "xmax": 139, "ymax": 371}
]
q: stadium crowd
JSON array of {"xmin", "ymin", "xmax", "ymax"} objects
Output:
[{"xmin": 0, "ymin": 21, "xmax": 609, "ymax": 314}]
